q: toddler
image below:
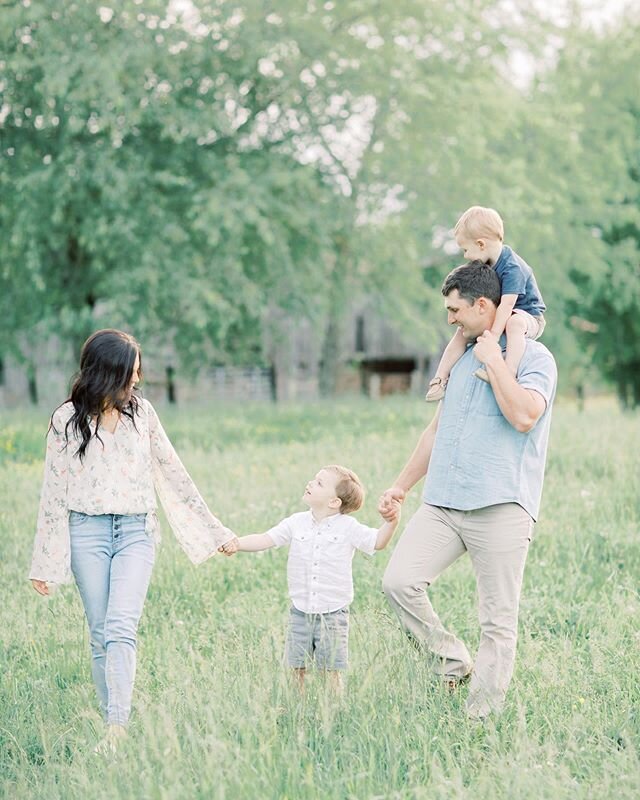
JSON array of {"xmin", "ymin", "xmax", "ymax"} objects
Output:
[{"xmin": 426, "ymin": 205, "xmax": 546, "ymax": 400}]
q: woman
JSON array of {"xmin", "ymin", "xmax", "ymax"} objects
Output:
[{"xmin": 29, "ymin": 329, "xmax": 234, "ymax": 752}]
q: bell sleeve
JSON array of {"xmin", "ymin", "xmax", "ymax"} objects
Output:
[{"xmin": 147, "ymin": 401, "xmax": 235, "ymax": 564}]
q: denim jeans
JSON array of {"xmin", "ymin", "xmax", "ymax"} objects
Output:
[{"xmin": 69, "ymin": 512, "xmax": 155, "ymax": 726}]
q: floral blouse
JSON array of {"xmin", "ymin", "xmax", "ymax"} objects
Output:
[{"xmin": 29, "ymin": 399, "xmax": 234, "ymax": 584}]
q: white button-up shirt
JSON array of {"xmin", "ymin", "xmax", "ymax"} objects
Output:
[{"xmin": 267, "ymin": 510, "xmax": 378, "ymax": 614}]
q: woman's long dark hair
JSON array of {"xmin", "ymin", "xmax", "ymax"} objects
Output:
[{"xmin": 52, "ymin": 329, "xmax": 143, "ymax": 461}]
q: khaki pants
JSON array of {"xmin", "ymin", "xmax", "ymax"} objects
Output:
[{"xmin": 382, "ymin": 503, "xmax": 533, "ymax": 717}]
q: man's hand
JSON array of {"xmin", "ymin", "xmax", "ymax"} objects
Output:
[
  {"xmin": 473, "ymin": 330, "xmax": 503, "ymax": 368},
  {"xmin": 218, "ymin": 536, "xmax": 239, "ymax": 556},
  {"xmin": 31, "ymin": 579, "xmax": 49, "ymax": 596},
  {"xmin": 378, "ymin": 487, "xmax": 406, "ymax": 521}
]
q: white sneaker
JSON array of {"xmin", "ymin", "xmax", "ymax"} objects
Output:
[{"xmin": 93, "ymin": 724, "xmax": 127, "ymax": 756}]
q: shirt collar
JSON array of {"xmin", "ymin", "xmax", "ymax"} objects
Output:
[{"xmin": 310, "ymin": 510, "xmax": 341, "ymax": 527}]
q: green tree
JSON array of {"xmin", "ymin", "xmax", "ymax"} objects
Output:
[
  {"xmin": 533, "ymin": 12, "xmax": 640, "ymax": 405},
  {"xmin": 0, "ymin": 0, "xmax": 341, "ymax": 373},
  {"xmin": 0, "ymin": 0, "xmax": 567, "ymax": 398}
]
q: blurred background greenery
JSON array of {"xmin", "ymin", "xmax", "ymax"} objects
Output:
[{"xmin": 1, "ymin": 0, "xmax": 639, "ymax": 405}]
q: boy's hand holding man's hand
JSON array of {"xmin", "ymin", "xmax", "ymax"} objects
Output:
[
  {"xmin": 473, "ymin": 330, "xmax": 503, "ymax": 367},
  {"xmin": 382, "ymin": 499, "xmax": 402, "ymax": 523},
  {"xmin": 378, "ymin": 487, "xmax": 406, "ymax": 522}
]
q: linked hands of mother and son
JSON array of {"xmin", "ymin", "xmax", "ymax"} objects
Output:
[{"xmin": 217, "ymin": 493, "xmax": 404, "ymax": 557}]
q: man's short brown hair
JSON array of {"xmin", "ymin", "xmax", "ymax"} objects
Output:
[
  {"xmin": 324, "ymin": 465, "xmax": 365, "ymax": 515},
  {"xmin": 442, "ymin": 260, "xmax": 501, "ymax": 307}
]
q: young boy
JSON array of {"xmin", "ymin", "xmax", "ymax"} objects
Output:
[
  {"xmin": 219, "ymin": 465, "xmax": 400, "ymax": 692},
  {"xmin": 426, "ymin": 205, "xmax": 546, "ymax": 401}
]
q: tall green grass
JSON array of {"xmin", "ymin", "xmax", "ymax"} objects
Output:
[{"xmin": 1, "ymin": 397, "xmax": 638, "ymax": 799}]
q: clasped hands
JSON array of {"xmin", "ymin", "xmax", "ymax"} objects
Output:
[
  {"xmin": 473, "ymin": 329, "xmax": 502, "ymax": 366},
  {"xmin": 219, "ymin": 537, "xmax": 239, "ymax": 556},
  {"xmin": 378, "ymin": 487, "xmax": 406, "ymax": 522}
]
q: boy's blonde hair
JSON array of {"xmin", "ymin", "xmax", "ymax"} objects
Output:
[
  {"xmin": 324, "ymin": 465, "xmax": 364, "ymax": 515},
  {"xmin": 454, "ymin": 206, "xmax": 504, "ymax": 242}
]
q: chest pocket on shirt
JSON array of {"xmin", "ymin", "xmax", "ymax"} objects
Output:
[
  {"xmin": 291, "ymin": 531, "xmax": 310, "ymax": 552},
  {"xmin": 323, "ymin": 532, "xmax": 347, "ymax": 552}
]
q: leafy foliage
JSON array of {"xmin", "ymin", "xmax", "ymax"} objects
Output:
[{"xmin": 1, "ymin": 1, "xmax": 638, "ymax": 402}]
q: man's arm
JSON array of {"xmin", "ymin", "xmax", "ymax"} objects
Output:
[
  {"xmin": 473, "ymin": 331, "xmax": 546, "ymax": 432},
  {"xmin": 379, "ymin": 405, "xmax": 441, "ymax": 516}
]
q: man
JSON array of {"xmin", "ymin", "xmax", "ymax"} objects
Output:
[{"xmin": 379, "ymin": 260, "xmax": 557, "ymax": 720}]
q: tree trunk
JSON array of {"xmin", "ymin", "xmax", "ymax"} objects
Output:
[
  {"xmin": 268, "ymin": 363, "xmax": 277, "ymax": 403},
  {"xmin": 318, "ymin": 240, "xmax": 349, "ymax": 397},
  {"xmin": 166, "ymin": 366, "xmax": 177, "ymax": 404},
  {"xmin": 318, "ymin": 310, "xmax": 343, "ymax": 397},
  {"xmin": 633, "ymin": 363, "xmax": 640, "ymax": 408},
  {"xmin": 27, "ymin": 362, "xmax": 38, "ymax": 405}
]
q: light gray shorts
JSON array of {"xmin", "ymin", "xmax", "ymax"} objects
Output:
[
  {"xmin": 513, "ymin": 308, "xmax": 546, "ymax": 340},
  {"xmin": 286, "ymin": 606, "xmax": 350, "ymax": 670}
]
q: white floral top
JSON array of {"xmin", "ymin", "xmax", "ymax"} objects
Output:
[{"xmin": 29, "ymin": 398, "xmax": 234, "ymax": 584}]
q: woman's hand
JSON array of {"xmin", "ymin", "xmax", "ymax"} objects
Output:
[
  {"xmin": 218, "ymin": 536, "xmax": 239, "ymax": 556},
  {"xmin": 31, "ymin": 579, "xmax": 50, "ymax": 596}
]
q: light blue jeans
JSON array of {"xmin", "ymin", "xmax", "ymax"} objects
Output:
[{"xmin": 69, "ymin": 512, "xmax": 155, "ymax": 726}]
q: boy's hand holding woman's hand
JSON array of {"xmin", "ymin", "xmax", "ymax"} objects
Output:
[{"xmin": 218, "ymin": 536, "xmax": 240, "ymax": 556}]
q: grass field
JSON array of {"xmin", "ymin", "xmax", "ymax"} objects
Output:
[{"xmin": 1, "ymin": 396, "xmax": 639, "ymax": 799}]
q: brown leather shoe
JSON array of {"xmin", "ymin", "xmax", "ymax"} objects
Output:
[{"xmin": 441, "ymin": 672, "xmax": 472, "ymax": 693}]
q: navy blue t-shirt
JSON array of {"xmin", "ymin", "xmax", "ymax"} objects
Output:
[{"xmin": 494, "ymin": 245, "xmax": 546, "ymax": 316}]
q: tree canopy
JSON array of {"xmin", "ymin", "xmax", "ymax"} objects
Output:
[{"xmin": 1, "ymin": 1, "xmax": 638, "ymax": 403}]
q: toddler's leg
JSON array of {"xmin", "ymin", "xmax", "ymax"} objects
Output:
[
  {"xmin": 504, "ymin": 314, "xmax": 528, "ymax": 377},
  {"xmin": 426, "ymin": 328, "xmax": 467, "ymax": 401}
]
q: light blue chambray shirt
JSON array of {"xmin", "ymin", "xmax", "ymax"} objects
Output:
[{"xmin": 423, "ymin": 339, "xmax": 557, "ymax": 521}]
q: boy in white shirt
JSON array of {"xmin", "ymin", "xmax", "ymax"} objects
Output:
[{"xmin": 220, "ymin": 464, "xmax": 400, "ymax": 692}]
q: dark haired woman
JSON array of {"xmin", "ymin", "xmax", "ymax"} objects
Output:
[{"xmin": 29, "ymin": 329, "xmax": 234, "ymax": 753}]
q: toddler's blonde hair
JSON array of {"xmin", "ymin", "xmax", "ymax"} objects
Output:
[
  {"xmin": 454, "ymin": 206, "xmax": 504, "ymax": 242},
  {"xmin": 324, "ymin": 465, "xmax": 365, "ymax": 515}
]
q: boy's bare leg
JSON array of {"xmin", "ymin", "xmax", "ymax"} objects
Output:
[
  {"xmin": 292, "ymin": 667, "xmax": 306, "ymax": 693},
  {"xmin": 323, "ymin": 670, "xmax": 344, "ymax": 697},
  {"xmin": 504, "ymin": 314, "xmax": 528, "ymax": 376},
  {"xmin": 427, "ymin": 328, "xmax": 467, "ymax": 400}
]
